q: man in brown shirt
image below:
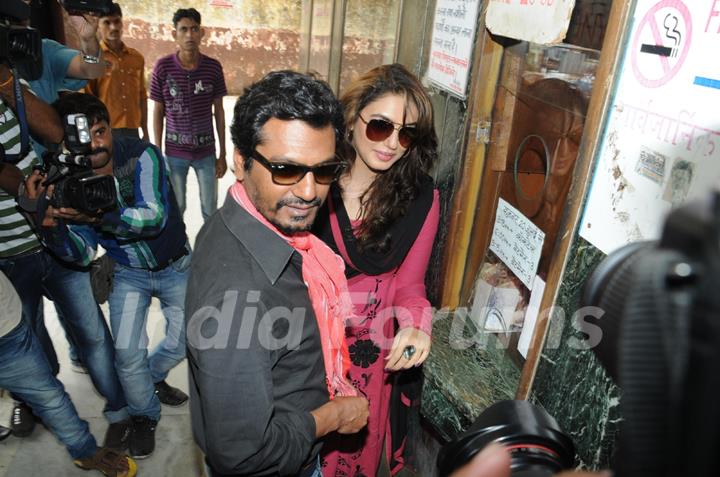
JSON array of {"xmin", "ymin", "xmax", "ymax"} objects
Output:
[{"xmin": 85, "ymin": 2, "xmax": 148, "ymax": 140}]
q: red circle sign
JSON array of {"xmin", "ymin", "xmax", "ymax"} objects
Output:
[{"xmin": 631, "ymin": 0, "xmax": 692, "ymax": 88}]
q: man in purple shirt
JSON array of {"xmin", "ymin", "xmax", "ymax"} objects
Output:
[{"xmin": 150, "ymin": 7, "xmax": 227, "ymax": 222}]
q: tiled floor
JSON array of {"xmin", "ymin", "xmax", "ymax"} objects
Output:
[{"xmin": 0, "ymin": 98, "xmax": 239, "ymax": 477}]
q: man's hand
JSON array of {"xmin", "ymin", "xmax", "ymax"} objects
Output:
[
  {"xmin": 450, "ymin": 444, "xmax": 510, "ymax": 477},
  {"xmin": 24, "ymin": 170, "xmax": 46, "ymax": 200},
  {"xmin": 48, "ymin": 206, "xmax": 102, "ymax": 224},
  {"xmin": 448, "ymin": 444, "xmax": 611, "ymax": 477},
  {"xmin": 68, "ymin": 14, "xmax": 99, "ymax": 45},
  {"xmin": 310, "ymin": 396, "xmax": 369, "ymax": 438},
  {"xmin": 334, "ymin": 396, "xmax": 369, "ymax": 434},
  {"xmin": 22, "ymin": 172, "xmax": 56, "ymax": 226},
  {"xmin": 215, "ymin": 155, "xmax": 227, "ymax": 178}
]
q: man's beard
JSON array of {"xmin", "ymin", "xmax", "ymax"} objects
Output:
[
  {"xmin": 270, "ymin": 218, "xmax": 312, "ymax": 235},
  {"xmin": 269, "ymin": 197, "xmax": 321, "ymax": 235}
]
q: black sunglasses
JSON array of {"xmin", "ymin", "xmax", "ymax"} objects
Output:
[
  {"xmin": 359, "ymin": 115, "xmax": 417, "ymax": 148},
  {"xmin": 251, "ymin": 150, "xmax": 346, "ymax": 185}
]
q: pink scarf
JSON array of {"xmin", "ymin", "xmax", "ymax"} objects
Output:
[{"xmin": 230, "ymin": 181, "xmax": 357, "ymax": 398}]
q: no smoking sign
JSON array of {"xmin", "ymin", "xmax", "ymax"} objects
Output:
[{"xmin": 631, "ymin": 0, "xmax": 693, "ymax": 88}]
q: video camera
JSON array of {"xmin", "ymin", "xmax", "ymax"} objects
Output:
[
  {"xmin": 0, "ymin": 0, "xmax": 41, "ymax": 77},
  {"xmin": 40, "ymin": 113, "xmax": 116, "ymax": 213}
]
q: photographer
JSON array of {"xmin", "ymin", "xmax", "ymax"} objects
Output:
[
  {"xmin": 37, "ymin": 92, "xmax": 190, "ymax": 460},
  {"xmin": 2, "ymin": 0, "xmax": 130, "ymax": 443}
]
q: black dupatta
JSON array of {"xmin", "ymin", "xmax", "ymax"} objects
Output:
[{"xmin": 314, "ymin": 174, "xmax": 434, "ymax": 279}]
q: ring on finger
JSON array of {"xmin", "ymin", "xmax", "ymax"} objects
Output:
[{"xmin": 402, "ymin": 345, "xmax": 416, "ymax": 360}]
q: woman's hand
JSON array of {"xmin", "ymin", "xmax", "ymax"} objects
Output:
[{"xmin": 385, "ymin": 327, "xmax": 431, "ymax": 371}]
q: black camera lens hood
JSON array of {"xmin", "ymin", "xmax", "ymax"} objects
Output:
[{"xmin": 437, "ymin": 400, "xmax": 575, "ymax": 476}]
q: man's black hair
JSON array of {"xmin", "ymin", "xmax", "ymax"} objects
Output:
[
  {"xmin": 53, "ymin": 93, "xmax": 110, "ymax": 127},
  {"xmin": 172, "ymin": 8, "xmax": 201, "ymax": 26},
  {"xmin": 230, "ymin": 70, "xmax": 348, "ymax": 170}
]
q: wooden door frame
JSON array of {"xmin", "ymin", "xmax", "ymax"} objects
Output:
[
  {"xmin": 516, "ymin": 0, "xmax": 637, "ymax": 398},
  {"xmin": 438, "ymin": 5, "xmax": 504, "ymax": 309}
]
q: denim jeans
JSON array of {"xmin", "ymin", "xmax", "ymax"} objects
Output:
[
  {"xmin": 107, "ymin": 251, "xmax": 190, "ymax": 421},
  {"xmin": 0, "ymin": 249, "xmax": 57, "ymax": 374},
  {"xmin": 166, "ymin": 154, "xmax": 218, "ymax": 222},
  {"xmin": 0, "ymin": 320, "xmax": 97, "ymax": 459},
  {"xmin": 0, "ymin": 249, "xmax": 129, "ymax": 423}
]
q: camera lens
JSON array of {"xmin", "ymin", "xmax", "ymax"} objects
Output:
[{"xmin": 437, "ymin": 400, "xmax": 575, "ymax": 477}]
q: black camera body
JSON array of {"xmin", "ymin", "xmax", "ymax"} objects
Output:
[
  {"xmin": 0, "ymin": 0, "xmax": 41, "ymax": 74},
  {"xmin": 0, "ymin": 23, "xmax": 41, "ymax": 65},
  {"xmin": 59, "ymin": 0, "xmax": 113, "ymax": 16},
  {"xmin": 41, "ymin": 114, "xmax": 116, "ymax": 213},
  {"xmin": 582, "ymin": 191, "xmax": 720, "ymax": 477}
]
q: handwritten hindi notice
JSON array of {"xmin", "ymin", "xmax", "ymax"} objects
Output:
[
  {"xmin": 486, "ymin": 0, "xmax": 576, "ymax": 45},
  {"xmin": 427, "ymin": 0, "xmax": 481, "ymax": 98},
  {"xmin": 489, "ymin": 199, "xmax": 545, "ymax": 289}
]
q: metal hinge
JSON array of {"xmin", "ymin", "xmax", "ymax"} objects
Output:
[{"xmin": 476, "ymin": 120, "xmax": 492, "ymax": 144}]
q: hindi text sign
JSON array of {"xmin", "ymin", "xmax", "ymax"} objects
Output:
[
  {"xmin": 427, "ymin": 0, "xmax": 481, "ymax": 98},
  {"xmin": 489, "ymin": 199, "xmax": 546, "ymax": 289}
]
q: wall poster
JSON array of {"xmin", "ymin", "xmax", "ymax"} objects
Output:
[{"xmin": 581, "ymin": 0, "xmax": 720, "ymax": 254}]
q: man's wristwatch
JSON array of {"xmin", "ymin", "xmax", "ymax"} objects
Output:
[{"xmin": 82, "ymin": 53, "xmax": 101, "ymax": 64}]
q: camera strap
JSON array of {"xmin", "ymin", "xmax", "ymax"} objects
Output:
[
  {"xmin": 12, "ymin": 70, "xmax": 31, "ymax": 159},
  {"xmin": 2, "ymin": 69, "xmax": 32, "ymax": 164}
]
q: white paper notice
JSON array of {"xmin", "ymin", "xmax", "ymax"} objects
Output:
[
  {"xmin": 486, "ymin": 0, "xmax": 576, "ymax": 45},
  {"xmin": 489, "ymin": 199, "xmax": 545, "ymax": 289},
  {"xmin": 427, "ymin": 0, "xmax": 481, "ymax": 98},
  {"xmin": 518, "ymin": 276, "xmax": 546, "ymax": 359}
]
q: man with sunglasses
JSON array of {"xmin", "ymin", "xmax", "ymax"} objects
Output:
[{"xmin": 185, "ymin": 70, "xmax": 369, "ymax": 477}]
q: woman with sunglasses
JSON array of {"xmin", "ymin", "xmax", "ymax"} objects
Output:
[{"xmin": 313, "ymin": 63, "xmax": 440, "ymax": 476}]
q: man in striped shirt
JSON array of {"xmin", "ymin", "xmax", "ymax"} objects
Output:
[
  {"xmin": 40, "ymin": 92, "xmax": 190, "ymax": 460},
  {"xmin": 150, "ymin": 7, "xmax": 227, "ymax": 222},
  {"xmin": 1, "ymin": 67, "xmax": 131, "ymax": 444}
]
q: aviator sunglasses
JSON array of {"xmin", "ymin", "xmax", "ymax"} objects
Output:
[
  {"xmin": 359, "ymin": 115, "xmax": 417, "ymax": 148},
  {"xmin": 251, "ymin": 150, "xmax": 346, "ymax": 185}
]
